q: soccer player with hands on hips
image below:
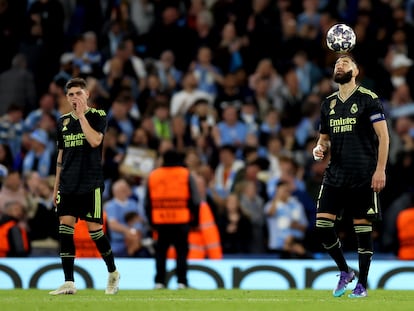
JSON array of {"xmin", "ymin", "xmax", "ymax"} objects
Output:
[
  {"xmin": 313, "ymin": 54, "xmax": 389, "ymax": 298},
  {"xmin": 50, "ymin": 77, "xmax": 120, "ymax": 295}
]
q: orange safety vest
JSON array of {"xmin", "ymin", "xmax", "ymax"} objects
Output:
[
  {"xmin": 167, "ymin": 201, "xmax": 223, "ymax": 259},
  {"xmin": 74, "ymin": 212, "xmax": 108, "ymax": 258},
  {"xmin": 148, "ymin": 166, "xmax": 191, "ymax": 224},
  {"xmin": 0, "ymin": 220, "xmax": 30, "ymax": 257},
  {"xmin": 397, "ymin": 207, "xmax": 414, "ymax": 260}
]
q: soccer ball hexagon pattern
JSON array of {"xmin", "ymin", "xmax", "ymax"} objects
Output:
[{"xmin": 326, "ymin": 23, "xmax": 356, "ymax": 53}]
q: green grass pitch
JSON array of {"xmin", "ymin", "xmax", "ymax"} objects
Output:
[{"xmin": 1, "ymin": 289, "xmax": 413, "ymax": 311}]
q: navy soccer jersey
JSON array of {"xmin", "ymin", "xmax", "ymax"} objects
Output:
[
  {"xmin": 57, "ymin": 108, "xmax": 107, "ymax": 193},
  {"xmin": 319, "ymin": 85, "xmax": 386, "ymax": 188}
]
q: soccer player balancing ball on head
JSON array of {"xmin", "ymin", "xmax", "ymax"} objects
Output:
[
  {"xmin": 326, "ymin": 23, "xmax": 356, "ymax": 53},
  {"xmin": 312, "ymin": 54, "xmax": 389, "ymax": 298}
]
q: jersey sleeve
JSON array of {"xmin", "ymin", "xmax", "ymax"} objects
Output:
[
  {"xmin": 56, "ymin": 118, "xmax": 64, "ymax": 150},
  {"xmin": 88, "ymin": 109, "xmax": 107, "ymax": 134},
  {"xmin": 367, "ymin": 97, "xmax": 386, "ymax": 123},
  {"xmin": 358, "ymin": 86, "xmax": 386, "ymax": 123},
  {"xmin": 319, "ymin": 99, "xmax": 330, "ymax": 134}
]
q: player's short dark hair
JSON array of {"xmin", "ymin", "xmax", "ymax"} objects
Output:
[{"xmin": 65, "ymin": 77, "xmax": 87, "ymax": 93}]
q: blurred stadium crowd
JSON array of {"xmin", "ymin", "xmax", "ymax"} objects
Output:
[{"xmin": 1, "ymin": 0, "xmax": 414, "ymax": 259}]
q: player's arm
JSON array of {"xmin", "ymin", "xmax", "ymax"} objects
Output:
[
  {"xmin": 72, "ymin": 93, "xmax": 104, "ymax": 148},
  {"xmin": 372, "ymin": 119, "xmax": 389, "ymax": 192},
  {"xmin": 78, "ymin": 114, "xmax": 104, "ymax": 148},
  {"xmin": 69, "ymin": 87, "xmax": 103, "ymax": 147},
  {"xmin": 53, "ymin": 149, "xmax": 63, "ymax": 205},
  {"xmin": 313, "ymin": 133, "xmax": 331, "ymax": 161}
]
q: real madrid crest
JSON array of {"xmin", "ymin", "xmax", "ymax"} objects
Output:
[
  {"xmin": 350, "ymin": 103, "xmax": 358, "ymax": 114},
  {"xmin": 330, "ymin": 99, "xmax": 336, "ymax": 109},
  {"xmin": 62, "ymin": 118, "xmax": 70, "ymax": 131},
  {"xmin": 329, "ymin": 99, "xmax": 336, "ymax": 115}
]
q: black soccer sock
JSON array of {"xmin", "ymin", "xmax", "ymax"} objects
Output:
[
  {"xmin": 89, "ymin": 229, "xmax": 116, "ymax": 273},
  {"xmin": 354, "ymin": 224, "xmax": 373, "ymax": 288},
  {"xmin": 315, "ymin": 218, "xmax": 349, "ymax": 272},
  {"xmin": 59, "ymin": 224, "xmax": 75, "ymax": 282}
]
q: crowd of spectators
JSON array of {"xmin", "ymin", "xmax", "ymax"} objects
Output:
[{"xmin": 1, "ymin": 0, "xmax": 414, "ymax": 259}]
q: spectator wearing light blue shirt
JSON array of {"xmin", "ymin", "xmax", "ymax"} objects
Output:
[
  {"xmin": 213, "ymin": 105, "xmax": 248, "ymax": 148},
  {"xmin": 155, "ymin": 50, "xmax": 183, "ymax": 94},
  {"xmin": 105, "ymin": 179, "xmax": 149, "ymax": 257},
  {"xmin": 191, "ymin": 46, "xmax": 224, "ymax": 99},
  {"xmin": 22, "ymin": 128, "xmax": 55, "ymax": 178},
  {"xmin": 0, "ymin": 104, "xmax": 25, "ymax": 162},
  {"xmin": 23, "ymin": 93, "xmax": 60, "ymax": 133},
  {"xmin": 264, "ymin": 179, "xmax": 309, "ymax": 258}
]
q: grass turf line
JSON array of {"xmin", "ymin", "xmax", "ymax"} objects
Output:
[{"xmin": 0, "ymin": 289, "xmax": 413, "ymax": 311}]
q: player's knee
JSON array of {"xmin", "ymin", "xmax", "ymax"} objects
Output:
[
  {"xmin": 315, "ymin": 217, "xmax": 335, "ymax": 232},
  {"xmin": 315, "ymin": 217, "xmax": 338, "ymax": 249},
  {"xmin": 59, "ymin": 224, "xmax": 74, "ymax": 235},
  {"xmin": 89, "ymin": 229, "xmax": 104, "ymax": 241}
]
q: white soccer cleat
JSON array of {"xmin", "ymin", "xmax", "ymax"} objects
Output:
[
  {"xmin": 49, "ymin": 281, "xmax": 77, "ymax": 295},
  {"xmin": 177, "ymin": 283, "xmax": 189, "ymax": 290},
  {"xmin": 154, "ymin": 283, "xmax": 166, "ymax": 289},
  {"xmin": 105, "ymin": 270, "xmax": 120, "ymax": 294}
]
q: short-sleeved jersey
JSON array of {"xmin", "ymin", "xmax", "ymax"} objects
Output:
[
  {"xmin": 57, "ymin": 108, "xmax": 107, "ymax": 194},
  {"xmin": 319, "ymin": 86, "xmax": 386, "ymax": 188}
]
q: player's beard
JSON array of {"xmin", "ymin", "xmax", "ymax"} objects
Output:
[{"xmin": 334, "ymin": 70, "xmax": 353, "ymax": 84}]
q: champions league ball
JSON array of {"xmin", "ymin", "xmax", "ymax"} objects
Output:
[{"xmin": 326, "ymin": 23, "xmax": 356, "ymax": 53}]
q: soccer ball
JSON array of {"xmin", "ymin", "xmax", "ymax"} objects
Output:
[{"xmin": 326, "ymin": 23, "xmax": 356, "ymax": 53}]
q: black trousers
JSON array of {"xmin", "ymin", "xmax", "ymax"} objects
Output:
[{"xmin": 154, "ymin": 224, "xmax": 190, "ymax": 286}]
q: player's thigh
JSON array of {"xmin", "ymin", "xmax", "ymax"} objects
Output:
[
  {"xmin": 316, "ymin": 184, "xmax": 346, "ymax": 218},
  {"xmin": 57, "ymin": 192, "xmax": 82, "ymax": 219},
  {"xmin": 81, "ymin": 187, "xmax": 104, "ymax": 225},
  {"xmin": 349, "ymin": 186, "xmax": 379, "ymax": 221}
]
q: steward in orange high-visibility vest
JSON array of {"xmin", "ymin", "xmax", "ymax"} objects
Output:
[
  {"xmin": 168, "ymin": 201, "xmax": 222, "ymax": 259},
  {"xmin": 0, "ymin": 201, "xmax": 30, "ymax": 257},
  {"xmin": 397, "ymin": 207, "xmax": 414, "ymax": 260},
  {"xmin": 148, "ymin": 165, "xmax": 191, "ymax": 224},
  {"xmin": 74, "ymin": 212, "xmax": 108, "ymax": 257},
  {"xmin": 0, "ymin": 220, "xmax": 30, "ymax": 257},
  {"xmin": 145, "ymin": 150, "xmax": 201, "ymax": 288}
]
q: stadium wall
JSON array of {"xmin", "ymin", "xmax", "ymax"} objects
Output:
[{"xmin": 1, "ymin": 258, "xmax": 414, "ymax": 290}]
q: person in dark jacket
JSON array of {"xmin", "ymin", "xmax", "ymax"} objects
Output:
[{"xmin": 145, "ymin": 149, "xmax": 200, "ymax": 289}]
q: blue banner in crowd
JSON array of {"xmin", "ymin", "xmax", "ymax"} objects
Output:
[{"xmin": 0, "ymin": 258, "xmax": 414, "ymax": 290}]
